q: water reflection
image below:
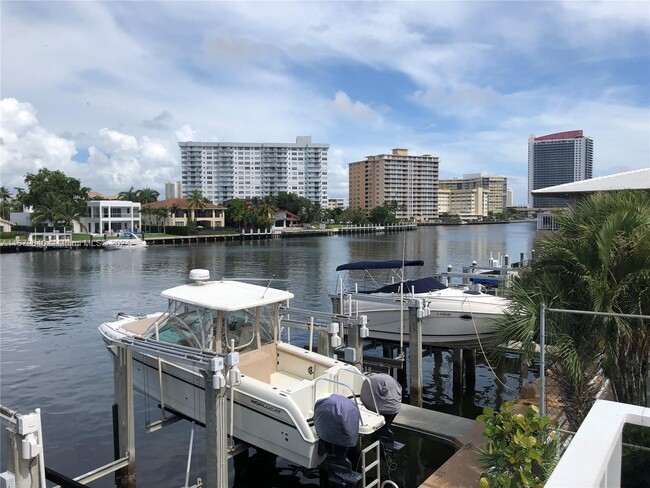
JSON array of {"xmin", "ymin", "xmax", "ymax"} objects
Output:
[{"xmin": 0, "ymin": 222, "xmax": 538, "ymax": 487}]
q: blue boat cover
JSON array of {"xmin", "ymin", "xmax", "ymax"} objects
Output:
[
  {"xmin": 336, "ymin": 260, "xmax": 424, "ymax": 271},
  {"xmin": 314, "ymin": 394, "xmax": 360, "ymax": 447},
  {"xmin": 360, "ymin": 373, "xmax": 402, "ymax": 415},
  {"xmin": 372, "ymin": 277, "xmax": 447, "ymax": 293}
]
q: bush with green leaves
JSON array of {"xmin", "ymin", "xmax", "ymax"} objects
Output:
[{"xmin": 477, "ymin": 402, "xmax": 558, "ymax": 488}]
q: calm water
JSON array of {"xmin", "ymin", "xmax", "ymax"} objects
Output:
[{"xmin": 0, "ymin": 222, "xmax": 537, "ymax": 487}]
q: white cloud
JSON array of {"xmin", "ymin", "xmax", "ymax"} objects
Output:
[
  {"xmin": 98, "ymin": 128, "xmax": 139, "ymax": 153},
  {"xmin": 330, "ymin": 91, "xmax": 381, "ymax": 122},
  {"xmin": 1, "ymin": 97, "xmax": 179, "ymax": 194},
  {"xmin": 175, "ymin": 124, "xmax": 197, "ymax": 142},
  {"xmin": 0, "ymin": 2, "xmax": 647, "ymax": 205}
]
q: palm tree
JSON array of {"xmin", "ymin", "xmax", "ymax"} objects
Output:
[
  {"xmin": 0, "ymin": 186, "xmax": 11, "ymax": 220},
  {"xmin": 226, "ymin": 199, "xmax": 248, "ymax": 229},
  {"xmin": 31, "ymin": 193, "xmax": 62, "ymax": 226},
  {"xmin": 495, "ymin": 190, "xmax": 650, "ymax": 428},
  {"xmin": 140, "ymin": 206, "xmax": 153, "ymax": 232},
  {"xmin": 187, "ymin": 190, "xmax": 207, "ymax": 222},
  {"xmin": 136, "ymin": 188, "xmax": 159, "ymax": 204},
  {"xmin": 169, "ymin": 203, "xmax": 181, "ymax": 221},
  {"xmin": 255, "ymin": 196, "xmax": 277, "ymax": 229},
  {"xmin": 58, "ymin": 200, "xmax": 86, "ymax": 231},
  {"xmin": 118, "ymin": 187, "xmax": 138, "ymax": 202},
  {"xmin": 154, "ymin": 206, "xmax": 168, "ymax": 233}
]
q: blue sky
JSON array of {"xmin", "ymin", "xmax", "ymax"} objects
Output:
[{"xmin": 1, "ymin": 1, "xmax": 648, "ymax": 205}]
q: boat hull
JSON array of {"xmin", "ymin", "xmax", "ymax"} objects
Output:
[
  {"xmin": 105, "ymin": 344, "xmax": 322, "ymax": 468},
  {"xmin": 342, "ymin": 291, "xmax": 509, "ymax": 348}
]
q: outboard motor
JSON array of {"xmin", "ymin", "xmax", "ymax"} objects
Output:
[
  {"xmin": 314, "ymin": 394, "xmax": 363, "ymax": 488},
  {"xmin": 360, "ymin": 373, "xmax": 403, "ymax": 451}
]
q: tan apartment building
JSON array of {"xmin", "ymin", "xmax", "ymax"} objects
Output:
[
  {"xmin": 438, "ymin": 173, "xmax": 508, "ymax": 219},
  {"xmin": 349, "ymin": 148, "xmax": 439, "ymax": 222}
]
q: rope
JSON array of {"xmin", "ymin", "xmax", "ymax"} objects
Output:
[{"xmin": 468, "ymin": 298, "xmax": 510, "ymax": 389}]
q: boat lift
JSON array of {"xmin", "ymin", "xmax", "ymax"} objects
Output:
[
  {"xmin": 110, "ymin": 335, "xmax": 239, "ymax": 488},
  {"xmin": 1, "ymin": 311, "xmax": 395, "ymax": 488}
]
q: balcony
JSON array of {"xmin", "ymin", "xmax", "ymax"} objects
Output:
[{"xmin": 546, "ymin": 400, "xmax": 650, "ymax": 487}]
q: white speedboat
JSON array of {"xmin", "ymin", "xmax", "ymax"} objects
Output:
[
  {"xmin": 103, "ymin": 232, "xmax": 147, "ymax": 250},
  {"xmin": 99, "ymin": 270, "xmax": 385, "ymax": 469},
  {"xmin": 333, "ymin": 260, "xmax": 511, "ymax": 348}
]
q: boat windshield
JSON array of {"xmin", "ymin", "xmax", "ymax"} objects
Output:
[{"xmin": 154, "ymin": 300, "xmax": 278, "ymax": 354}]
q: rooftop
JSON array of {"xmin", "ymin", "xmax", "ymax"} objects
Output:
[{"xmin": 531, "ymin": 168, "xmax": 650, "ymax": 196}]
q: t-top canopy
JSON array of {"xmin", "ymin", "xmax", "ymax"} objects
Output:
[
  {"xmin": 336, "ymin": 260, "xmax": 425, "ymax": 272},
  {"xmin": 161, "ymin": 280, "xmax": 294, "ymax": 311}
]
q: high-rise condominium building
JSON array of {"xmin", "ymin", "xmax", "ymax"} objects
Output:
[
  {"xmin": 438, "ymin": 173, "xmax": 508, "ymax": 218},
  {"xmin": 349, "ymin": 149, "xmax": 439, "ymax": 221},
  {"xmin": 165, "ymin": 180, "xmax": 182, "ymax": 200},
  {"xmin": 179, "ymin": 136, "xmax": 328, "ymax": 206},
  {"xmin": 528, "ymin": 130, "xmax": 593, "ymax": 208}
]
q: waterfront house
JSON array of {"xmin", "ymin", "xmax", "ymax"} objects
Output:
[
  {"xmin": 80, "ymin": 200, "xmax": 142, "ymax": 235},
  {"xmin": 0, "ymin": 217, "xmax": 14, "ymax": 232},
  {"xmin": 274, "ymin": 209, "xmax": 300, "ymax": 228},
  {"xmin": 141, "ymin": 198, "xmax": 226, "ymax": 230}
]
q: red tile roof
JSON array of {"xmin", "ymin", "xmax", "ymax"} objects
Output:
[
  {"xmin": 142, "ymin": 198, "xmax": 225, "ymax": 209},
  {"xmin": 534, "ymin": 130, "xmax": 584, "ymax": 141}
]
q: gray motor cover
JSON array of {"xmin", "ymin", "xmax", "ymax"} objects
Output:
[
  {"xmin": 313, "ymin": 394, "xmax": 360, "ymax": 447},
  {"xmin": 360, "ymin": 373, "xmax": 402, "ymax": 415}
]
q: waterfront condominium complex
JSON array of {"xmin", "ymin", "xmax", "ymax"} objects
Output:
[
  {"xmin": 438, "ymin": 173, "xmax": 508, "ymax": 219},
  {"xmin": 349, "ymin": 148, "xmax": 439, "ymax": 222},
  {"xmin": 528, "ymin": 130, "xmax": 593, "ymax": 208},
  {"xmin": 179, "ymin": 136, "xmax": 329, "ymax": 207}
]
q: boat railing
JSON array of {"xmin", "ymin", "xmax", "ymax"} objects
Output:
[
  {"xmin": 312, "ymin": 371, "xmax": 381, "ymax": 430},
  {"xmin": 339, "ymin": 291, "xmax": 414, "ymax": 313},
  {"xmin": 311, "ymin": 376, "xmax": 359, "ymax": 410},
  {"xmin": 334, "ymin": 368, "xmax": 381, "ymax": 419}
]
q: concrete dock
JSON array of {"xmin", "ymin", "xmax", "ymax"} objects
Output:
[
  {"xmin": 393, "ymin": 403, "xmax": 477, "ymax": 448},
  {"xmin": 392, "ymin": 403, "xmax": 486, "ymax": 487}
]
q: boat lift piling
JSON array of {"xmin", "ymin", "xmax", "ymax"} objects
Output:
[
  {"xmin": 0, "ymin": 405, "xmax": 47, "ymax": 488},
  {"xmin": 114, "ymin": 347, "xmax": 136, "ymax": 488},
  {"xmin": 408, "ymin": 299, "xmax": 426, "ymax": 408},
  {"xmin": 110, "ymin": 338, "xmax": 238, "ymax": 488}
]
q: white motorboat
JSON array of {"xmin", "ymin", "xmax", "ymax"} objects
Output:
[
  {"xmin": 103, "ymin": 232, "xmax": 147, "ymax": 250},
  {"xmin": 333, "ymin": 260, "xmax": 511, "ymax": 348},
  {"xmin": 99, "ymin": 270, "xmax": 385, "ymax": 469}
]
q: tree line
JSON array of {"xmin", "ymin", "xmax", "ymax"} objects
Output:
[{"xmin": 1, "ymin": 168, "xmax": 404, "ymax": 230}]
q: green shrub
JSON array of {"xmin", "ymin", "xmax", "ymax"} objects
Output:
[{"xmin": 476, "ymin": 402, "xmax": 558, "ymax": 488}]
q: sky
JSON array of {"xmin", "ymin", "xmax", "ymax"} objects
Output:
[{"xmin": 1, "ymin": 1, "xmax": 649, "ymax": 205}]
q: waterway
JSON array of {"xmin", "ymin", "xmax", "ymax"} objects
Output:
[{"xmin": 0, "ymin": 222, "xmax": 538, "ymax": 487}]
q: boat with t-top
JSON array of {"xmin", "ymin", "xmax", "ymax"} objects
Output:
[
  {"xmin": 333, "ymin": 259, "xmax": 511, "ymax": 348},
  {"xmin": 99, "ymin": 269, "xmax": 385, "ymax": 469}
]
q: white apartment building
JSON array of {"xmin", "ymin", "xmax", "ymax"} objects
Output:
[
  {"xmin": 349, "ymin": 148, "xmax": 439, "ymax": 222},
  {"xmin": 179, "ymin": 136, "xmax": 328, "ymax": 207},
  {"xmin": 438, "ymin": 173, "xmax": 508, "ymax": 218},
  {"xmin": 165, "ymin": 180, "xmax": 182, "ymax": 199},
  {"xmin": 81, "ymin": 200, "xmax": 142, "ymax": 234}
]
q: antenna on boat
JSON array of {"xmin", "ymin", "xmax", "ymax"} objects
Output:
[
  {"xmin": 262, "ymin": 275, "xmax": 275, "ymax": 298},
  {"xmin": 189, "ymin": 269, "xmax": 210, "ymax": 285}
]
